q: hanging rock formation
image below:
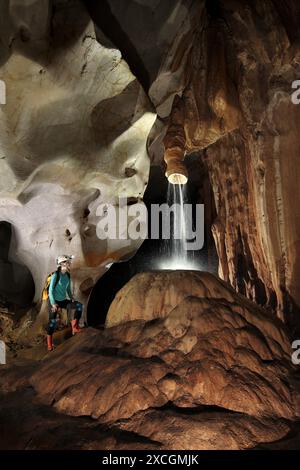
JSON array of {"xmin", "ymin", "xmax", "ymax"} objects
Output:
[
  {"xmin": 146, "ymin": 0, "xmax": 300, "ymax": 326},
  {"xmin": 84, "ymin": 0, "xmax": 300, "ymax": 326}
]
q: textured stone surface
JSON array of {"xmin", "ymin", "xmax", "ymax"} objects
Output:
[
  {"xmin": 0, "ymin": 1, "xmax": 299, "ymax": 451},
  {"xmin": 117, "ymin": 408, "xmax": 290, "ymax": 450},
  {"xmin": 148, "ymin": 0, "xmax": 300, "ymax": 325},
  {"xmin": 201, "ymin": 3, "xmax": 300, "ymax": 327},
  {"xmin": 1, "ymin": 271, "xmax": 300, "ymax": 449},
  {"xmin": 0, "ymin": 388, "xmax": 161, "ymax": 450},
  {"xmin": 1, "ymin": 0, "xmax": 299, "ymax": 329},
  {"xmin": 106, "ymin": 270, "xmax": 236, "ymax": 327},
  {"xmin": 0, "ymin": 0, "xmax": 155, "ymax": 316}
]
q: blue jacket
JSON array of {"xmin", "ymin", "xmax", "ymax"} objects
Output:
[{"xmin": 49, "ymin": 271, "xmax": 72, "ymax": 306}]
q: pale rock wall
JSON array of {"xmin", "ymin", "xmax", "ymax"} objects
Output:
[{"xmin": 0, "ymin": 0, "xmax": 156, "ymax": 316}]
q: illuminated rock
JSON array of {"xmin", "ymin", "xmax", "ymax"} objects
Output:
[
  {"xmin": 0, "ymin": 0, "xmax": 155, "ymax": 316},
  {"xmin": 13, "ymin": 271, "xmax": 296, "ymax": 449},
  {"xmin": 146, "ymin": 0, "xmax": 300, "ymax": 325}
]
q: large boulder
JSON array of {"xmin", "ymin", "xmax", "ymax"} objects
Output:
[{"xmin": 106, "ymin": 270, "xmax": 237, "ymax": 327}]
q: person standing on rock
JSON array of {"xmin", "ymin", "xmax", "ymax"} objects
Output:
[{"xmin": 46, "ymin": 255, "xmax": 83, "ymax": 351}]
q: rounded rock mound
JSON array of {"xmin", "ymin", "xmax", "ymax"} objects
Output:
[
  {"xmin": 1, "ymin": 271, "xmax": 299, "ymax": 450},
  {"xmin": 105, "ymin": 270, "xmax": 236, "ymax": 327}
]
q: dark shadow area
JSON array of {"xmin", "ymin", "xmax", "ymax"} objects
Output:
[
  {"xmin": 0, "ymin": 221, "xmax": 35, "ymax": 310},
  {"xmin": 87, "ymin": 158, "xmax": 219, "ymax": 326},
  {"xmin": 82, "ymin": 0, "xmax": 182, "ymax": 90},
  {"xmin": 271, "ymin": 0, "xmax": 300, "ymax": 43},
  {"xmin": 159, "ymin": 400, "xmax": 242, "ymax": 415},
  {"xmin": 0, "ymin": 388, "xmax": 161, "ymax": 450},
  {"xmin": 83, "ymin": 0, "xmax": 150, "ymax": 91}
]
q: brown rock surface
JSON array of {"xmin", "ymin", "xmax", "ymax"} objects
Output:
[
  {"xmin": 1, "ymin": 0, "xmax": 299, "ymax": 333},
  {"xmin": 1, "ymin": 271, "xmax": 298, "ymax": 450},
  {"xmin": 117, "ymin": 408, "xmax": 290, "ymax": 450},
  {"xmin": 0, "ymin": 0, "xmax": 300, "ymax": 450},
  {"xmin": 105, "ymin": 270, "xmax": 235, "ymax": 327},
  {"xmin": 144, "ymin": 0, "xmax": 300, "ymax": 325}
]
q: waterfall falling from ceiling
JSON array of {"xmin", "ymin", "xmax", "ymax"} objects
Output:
[{"xmin": 158, "ymin": 181, "xmax": 199, "ymax": 271}]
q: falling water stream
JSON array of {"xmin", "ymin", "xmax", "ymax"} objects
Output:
[
  {"xmin": 167, "ymin": 182, "xmax": 188, "ymax": 263},
  {"xmin": 154, "ymin": 168, "xmax": 208, "ymax": 271},
  {"xmin": 157, "ymin": 179, "xmax": 200, "ymax": 270}
]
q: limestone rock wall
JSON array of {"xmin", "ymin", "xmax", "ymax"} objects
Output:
[
  {"xmin": 0, "ymin": 0, "xmax": 156, "ymax": 314},
  {"xmin": 0, "ymin": 0, "xmax": 299, "ymax": 328},
  {"xmin": 147, "ymin": 0, "xmax": 300, "ymax": 325}
]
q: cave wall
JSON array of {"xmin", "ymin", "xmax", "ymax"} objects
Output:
[
  {"xmin": 0, "ymin": 0, "xmax": 156, "ymax": 316},
  {"xmin": 155, "ymin": 0, "xmax": 300, "ymax": 325},
  {"xmin": 0, "ymin": 0, "xmax": 299, "ymax": 327}
]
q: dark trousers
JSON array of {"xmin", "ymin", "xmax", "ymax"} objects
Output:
[{"xmin": 46, "ymin": 299, "xmax": 83, "ymax": 335}]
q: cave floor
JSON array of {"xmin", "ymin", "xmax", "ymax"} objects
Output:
[
  {"xmin": 1, "ymin": 330, "xmax": 300, "ymax": 451},
  {"xmin": 1, "ymin": 383, "xmax": 300, "ymax": 450}
]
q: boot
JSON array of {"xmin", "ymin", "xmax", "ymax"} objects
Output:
[
  {"xmin": 71, "ymin": 319, "xmax": 82, "ymax": 335},
  {"xmin": 47, "ymin": 335, "xmax": 54, "ymax": 351}
]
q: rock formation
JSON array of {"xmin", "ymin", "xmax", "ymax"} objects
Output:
[
  {"xmin": 0, "ymin": 0, "xmax": 300, "ymax": 451},
  {"xmin": 0, "ymin": 0, "xmax": 299, "ymax": 330},
  {"xmin": 91, "ymin": 0, "xmax": 300, "ymax": 325},
  {"xmin": 1, "ymin": 271, "xmax": 299, "ymax": 449},
  {"xmin": 149, "ymin": 0, "xmax": 300, "ymax": 327},
  {"xmin": 0, "ymin": 0, "xmax": 156, "ymax": 318}
]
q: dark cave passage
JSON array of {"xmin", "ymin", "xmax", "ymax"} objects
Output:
[{"xmin": 0, "ymin": 221, "xmax": 35, "ymax": 310}]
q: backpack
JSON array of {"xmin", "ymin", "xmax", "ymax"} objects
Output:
[{"xmin": 42, "ymin": 270, "xmax": 70, "ymax": 301}]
